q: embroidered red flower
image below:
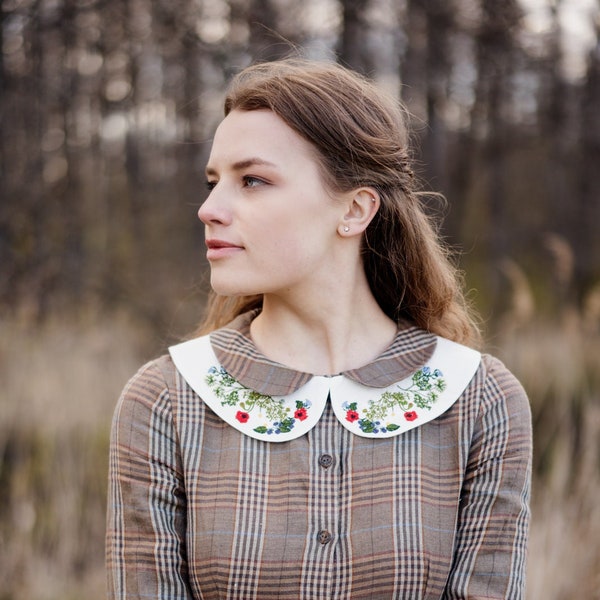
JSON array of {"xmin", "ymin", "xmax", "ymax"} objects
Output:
[
  {"xmin": 235, "ymin": 410, "xmax": 250, "ymax": 423},
  {"xmin": 294, "ymin": 408, "xmax": 308, "ymax": 421},
  {"xmin": 346, "ymin": 410, "xmax": 359, "ymax": 423},
  {"xmin": 404, "ymin": 411, "xmax": 418, "ymax": 421}
]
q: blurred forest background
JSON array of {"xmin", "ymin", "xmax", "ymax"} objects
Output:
[{"xmin": 1, "ymin": 0, "xmax": 599, "ymax": 598}]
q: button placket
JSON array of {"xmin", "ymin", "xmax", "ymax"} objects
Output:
[{"xmin": 307, "ymin": 401, "xmax": 342, "ymax": 595}]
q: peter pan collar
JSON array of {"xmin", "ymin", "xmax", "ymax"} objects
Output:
[
  {"xmin": 168, "ymin": 312, "xmax": 481, "ymax": 442},
  {"xmin": 208, "ymin": 310, "xmax": 439, "ymax": 396}
]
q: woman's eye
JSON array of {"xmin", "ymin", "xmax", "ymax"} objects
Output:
[
  {"xmin": 243, "ymin": 176, "xmax": 265, "ymax": 188},
  {"xmin": 206, "ymin": 180, "xmax": 217, "ymax": 191}
]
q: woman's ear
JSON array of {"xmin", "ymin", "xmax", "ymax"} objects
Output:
[{"xmin": 338, "ymin": 188, "xmax": 380, "ymax": 237}]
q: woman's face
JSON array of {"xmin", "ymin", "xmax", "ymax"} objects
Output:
[{"xmin": 199, "ymin": 109, "xmax": 348, "ymax": 298}]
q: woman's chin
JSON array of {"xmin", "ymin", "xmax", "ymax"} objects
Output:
[{"xmin": 210, "ymin": 278, "xmax": 258, "ymax": 298}]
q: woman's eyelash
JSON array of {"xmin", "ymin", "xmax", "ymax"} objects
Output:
[
  {"xmin": 205, "ymin": 176, "xmax": 266, "ymax": 191},
  {"xmin": 243, "ymin": 176, "xmax": 265, "ymax": 187}
]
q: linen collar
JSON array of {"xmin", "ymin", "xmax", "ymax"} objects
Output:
[
  {"xmin": 208, "ymin": 310, "xmax": 438, "ymax": 396},
  {"xmin": 168, "ymin": 316, "xmax": 481, "ymax": 442}
]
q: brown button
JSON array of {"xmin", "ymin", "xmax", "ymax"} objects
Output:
[
  {"xmin": 317, "ymin": 530, "xmax": 332, "ymax": 545},
  {"xmin": 319, "ymin": 454, "xmax": 334, "ymax": 469}
]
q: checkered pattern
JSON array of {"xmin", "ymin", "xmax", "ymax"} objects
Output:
[{"xmin": 106, "ymin": 313, "xmax": 532, "ymax": 599}]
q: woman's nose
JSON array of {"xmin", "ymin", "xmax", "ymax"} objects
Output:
[{"xmin": 198, "ymin": 189, "xmax": 230, "ymax": 226}]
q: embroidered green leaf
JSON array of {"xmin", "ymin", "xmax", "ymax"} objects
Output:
[
  {"xmin": 413, "ymin": 392, "xmax": 435, "ymax": 409},
  {"xmin": 247, "ymin": 390, "xmax": 269, "ymax": 402},
  {"xmin": 386, "ymin": 423, "xmax": 400, "ymax": 431},
  {"xmin": 223, "ymin": 390, "xmax": 240, "ymax": 406},
  {"xmin": 205, "ymin": 365, "xmax": 308, "ymax": 435},
  {"xmin": 358, "ymin": 418, "xmax": 376, "ymax": 433},
  {"xmin": 243, "ymin": 394, "xmax": 288, "ymax": 421},
  {"xmin": 363, "ymin": 367, "xmax": 446, "ymax": 422},
  {"xmin": 277, "ymin": 417, "xmax": 295, "ymax": 433},
  {"xmin": 364, "ymin": 391, "xmax": 412, "ymax": 420}
]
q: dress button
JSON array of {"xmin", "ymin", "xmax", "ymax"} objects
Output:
[
  {"xmin": 319, "ymin": 454, "xmax": 334, "ymax": 469},
  {"xmin": 317, "ymin": 530, "xmax": 332, "ymax": 545}
]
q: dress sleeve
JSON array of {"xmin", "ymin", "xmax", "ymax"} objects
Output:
[
  {"xmin": 106, "ymin": 360, "xmax": 193, "ymax": 599},
  {"xmin": 442, "ymin": 355, "xmax": 532, "ymax": 599}
]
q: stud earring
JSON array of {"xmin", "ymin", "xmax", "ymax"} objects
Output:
[{"xmin": 343, "ymin": 226, "xmax": 350, "ymax": 232}]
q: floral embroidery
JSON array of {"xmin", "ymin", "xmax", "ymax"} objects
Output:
[
  {"xmin": 294, "ymin": 408, "xmax": 308, "ymax": 421},
  {"xmin": 342, "ymin": 366, "xmax": 446, "ymax": 434},
  {"xmin": 345, "ymin": 410, "xmax": 359, "ymax": 422},
  {"xmin": 235, "ymin": 411, "xmax": 250, "ymax": 423},
  {"xmin": 205, "ymin": 365, "xmax": 311, "ymax": 435},
  {"xmin": 205, "ymin": 364, "xmax": 446, "ymax": 437}
]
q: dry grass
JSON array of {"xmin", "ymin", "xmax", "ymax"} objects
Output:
[
  {"xmin": 491, "ymin": 250, "xmax": 600, "ymax": 600},
  {"xmin": 1, "ymin": 274, "xmax": 599, "ymax": 598},
  {"xmin": 0, "ymin": 312, "xmax": 151, "ymax": 600},
  {"xmin": 495, "ymin": 314, "xmax": 600, "ymax": 599}
]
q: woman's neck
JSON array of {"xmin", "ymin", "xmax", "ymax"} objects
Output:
[{"xmin": 249, "ymin": 281, "xmax": 397, "ymax": 376}]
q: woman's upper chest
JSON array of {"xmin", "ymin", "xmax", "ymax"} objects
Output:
[{"xmin": 176, "ymin": 402, "xmax": 468, "ymax": 599}]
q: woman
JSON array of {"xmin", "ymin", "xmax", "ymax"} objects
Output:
[{"xmin": 106, "ymin": 59, "xmax": 532, "ymax": 599}]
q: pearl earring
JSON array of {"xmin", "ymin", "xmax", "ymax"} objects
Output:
[{"xmin": 343, "ymin": 226, "xmax": 350, "ymax": 232}]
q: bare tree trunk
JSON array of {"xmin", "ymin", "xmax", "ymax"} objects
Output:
[
  {"xmin": 579, "ymin": 30, "xmax": 600, "ymax": 288},
  {"xmin": 422, "ymin": 0, "xmax": 454, "ymax": 193},
  {"xmin": 338, "ymin": 0, "xmax": 373, "ymax": 75},
  {"xmin": 470, "ymin": 0, "xmax": 521, "ymax": 305},
  {"xmin": 248, "ymin": 0, "xmax": 289, "ymax": 61}
]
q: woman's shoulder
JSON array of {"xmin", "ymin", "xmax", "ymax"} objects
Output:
[
  {"xmin": 479, "ymin": 352, "xmax": 528, "ymax": 396},
  {"xmin": 116, "ymin": 353, "xmax": 178, "ymax": 412},
  {"xmin": 471, "ymin": 352, "xmax": 531, "ymax": 420}
]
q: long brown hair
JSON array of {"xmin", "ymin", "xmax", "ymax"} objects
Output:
[{"xmin": 197, "ymin": 59, "xmax": 480, "ymax": 346}]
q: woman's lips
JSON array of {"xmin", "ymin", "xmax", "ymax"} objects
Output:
[{"xmin": 205, "ymin": 239, "xmax": 244, "ymax": 260}]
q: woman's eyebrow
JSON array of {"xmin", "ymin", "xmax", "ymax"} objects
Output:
[{"xmin": 205, "ymin": 157, "xmax": 278, "ymax": 177}]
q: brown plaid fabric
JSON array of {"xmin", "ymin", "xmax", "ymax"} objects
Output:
[{"xmin": 106, "ymin": 312, "xmax": 532, "ymax": 599}]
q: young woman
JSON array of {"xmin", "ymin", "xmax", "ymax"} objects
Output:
[{"xmin": 106, "ymin": 59, "xmax": 532, "ymax": 599}]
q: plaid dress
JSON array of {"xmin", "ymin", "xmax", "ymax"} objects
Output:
[{"xmin": 106, "ymin": 311, "xmax": 532, "ymax": 599}]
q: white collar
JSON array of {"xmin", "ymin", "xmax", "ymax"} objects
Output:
[{"xmin": 169, "ymin": 335, "xmax": 481, "ymax": 442}]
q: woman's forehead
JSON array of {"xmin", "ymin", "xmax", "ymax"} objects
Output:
[{"xmin": 208, "ymin": 109, "xmax": 319, "ymax": 170}]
